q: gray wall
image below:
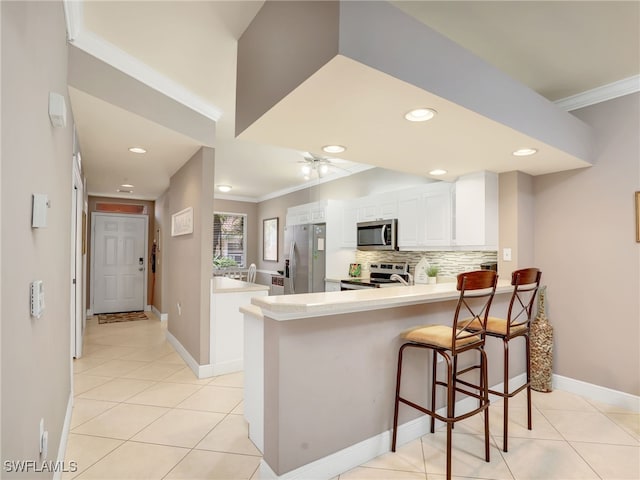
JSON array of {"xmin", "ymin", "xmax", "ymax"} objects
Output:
[
  {"xmin": 534, "ymin": 92, "xmax": 639, "ymax": 396},
  {"xmin": 1, "ymin": 0, "xmax": 74, "ymax": 471},
  {"xmin": 236, "ymin": 1, "xmax": 339, "ymax": 136},
  {"xmin": 167, "ymin": 147, "xmax": 214, "ymax": 365}
]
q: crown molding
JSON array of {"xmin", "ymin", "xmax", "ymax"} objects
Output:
[
  {"xmin": 554, "ymin": 75, "xmax": 640, "ymax": 112},
  {"xmin": 256, "ymin": 164, "xmax": 375, "ymax": 203},
  {"xmin": 214, "ymin": 193, "xmax": 259, "ymax": 203},
  {"xmin": 63, "ymin": 1, "xmax": 223, "ymax": 122},
  {"xmin": 63, "ymin": 0, "xmax": 83, "ymax": 41}
]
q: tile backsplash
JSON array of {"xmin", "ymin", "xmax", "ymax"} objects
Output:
[{"xmin": 354, "ymin": 250, "xmax": 498, "ymax": 277}]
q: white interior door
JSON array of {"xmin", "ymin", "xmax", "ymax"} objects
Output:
[{"xmin": 93, "ymin": 214, "xmax": 147, "ymax": 314}]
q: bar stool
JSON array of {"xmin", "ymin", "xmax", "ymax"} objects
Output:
[
  {"xmin": 392, "ymin": 270, "xmax": 498, "ymax": 480},
  {"xmin": 471, "ymin": 267, "xmax": 541, "ymax": 452}
]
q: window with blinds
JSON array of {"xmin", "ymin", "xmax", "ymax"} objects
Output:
[{"xmin": 213, "ymin": 212, "xmax": 247, "ymax": 267}]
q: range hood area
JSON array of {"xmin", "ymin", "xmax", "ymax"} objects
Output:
[{"xmin": 236, "ymin": 1, "xmax": 593, "ymax": 181}]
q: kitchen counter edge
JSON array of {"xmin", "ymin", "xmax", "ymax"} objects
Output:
[
  {"xmin": 211, "ymin": 277, "xmax": 270, "ymax": 293},
  {"xmin": 250, "ymin": 279, "xmax": 512, "ymax": 321}
]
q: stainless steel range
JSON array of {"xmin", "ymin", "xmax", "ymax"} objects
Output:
[{"xmin": 340, "ymin": 262, "xmax": 410, "ymax": 290}]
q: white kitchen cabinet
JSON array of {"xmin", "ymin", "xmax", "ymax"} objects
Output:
[
  {"xmin": 397, "ymin": 182, "xmax": 453, "ymax": 249},
  {"xmin": 286, "ymin": 200, "xmax": 327, "ymax": 226},
  {"xmin": 340, "ymin": 205, "xmax": 359, "ymax": 248},
  {"xmin": 357, "ymin": 192, "xmax": 398, "ymax": 222},
  {"xmin": 453, "ymin": 171, "xmax": 498, "ymax": 249}
]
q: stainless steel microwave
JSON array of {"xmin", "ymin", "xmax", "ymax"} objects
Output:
[{"xmin": 357, "ymin": 219, "xmax": 398, "ymax": 251}]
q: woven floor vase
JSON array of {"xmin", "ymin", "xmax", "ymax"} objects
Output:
[{"xmin": 530, "ymin": 285, "xmax": 553, "ymax": 392}]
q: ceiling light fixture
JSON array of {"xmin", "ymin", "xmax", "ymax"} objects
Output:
[
  {"xmin": 322, "ymin": 145, "xmax": 346, "ymax": 154},
  {"xmin": 117, "ymin": 188, "xmax": 132, "ymax": 193},
  {"xmin": 120, "ymin": 183, "xmax": 134, "ymax": 189},
  {"xmin": 217, "ymin": 185, "xmax": 232, "ymax": 193},
  {"xmin": 512, "ymin": 148, "xmax": 538, "ymax": 157},
  {"xmin": 405, "ymin": 108, "xmax": 437, "ymax": 122},
  {"xmin": 300, "ymin": 153, "xmax": 335, "ymax": 180},
  {"xmin": 429, "ymin": 169, "xmax": 448, "ymax": 176},
  {"xmin": 128, "ymin": 147, "xmax": 147, "ymax": 154}
]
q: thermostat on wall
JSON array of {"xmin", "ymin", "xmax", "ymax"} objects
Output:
[{"xmin": 32, "ymin": 194, "xmax": 49, "ymax": 228}]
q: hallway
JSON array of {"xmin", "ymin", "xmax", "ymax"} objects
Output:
[{"xmin": 66, "ymin": 314, "xmax": 639, "ymax": 479}]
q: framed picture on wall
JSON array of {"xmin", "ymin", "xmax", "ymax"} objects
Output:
[
  {"xmin": 171, "ymin": 207, "xmax": 194, "ymax": 236},
  {"xmin": 263, "ymin": 217, "xmax": 279, "ymax": 261}
]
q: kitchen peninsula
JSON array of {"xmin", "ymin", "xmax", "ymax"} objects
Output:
[{"xmin": 243, "ymin": 280, "xmax": 518, "ymax": 479}]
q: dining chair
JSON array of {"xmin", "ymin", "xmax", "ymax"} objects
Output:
[{"xmin": 247, "ymin": 263, "xmax": 257, "ymax": 283}]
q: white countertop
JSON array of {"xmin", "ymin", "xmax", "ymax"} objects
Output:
[
  {"xmin": 251, "ymin": 279, "xmax": 513, "ymax": 321},
  {"xmin": 211, "ymin": 277, "xmax": 270, "ymax": 293}
]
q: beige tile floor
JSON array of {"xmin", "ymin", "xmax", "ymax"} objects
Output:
[{"xmin": 66, "ymin": 313, "xmax": 639, "ymax": 480}]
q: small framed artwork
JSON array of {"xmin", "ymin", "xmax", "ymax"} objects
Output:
[
  {"xmin": 636, "ymin": 192, "xmax": 640, "ymax": 243},
  {"xmin": 171, "ymin": 207, "xmax": 194, "ymax": 236},
  {"xmin": 263, "ymin": 217, "xmax": 279, "ymax": 262}
]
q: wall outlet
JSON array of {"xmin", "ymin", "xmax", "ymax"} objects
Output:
[{"xmin": 503, "ymin": 247, "xmax": 512, "ymax": 261}]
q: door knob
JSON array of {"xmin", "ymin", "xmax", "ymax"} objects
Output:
[{"xmin": 138, "ymin": 267, "xmax": 144, "ymax": 271}]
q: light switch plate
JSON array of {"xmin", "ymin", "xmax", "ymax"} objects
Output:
[{"xmin": 503, "ymin": 247, "xmax": 512, "ymax": 261}]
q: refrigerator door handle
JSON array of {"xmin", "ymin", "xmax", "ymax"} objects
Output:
[{"xmin": 290, "ymin": 240, "xmax": 296, "ymax": 294}]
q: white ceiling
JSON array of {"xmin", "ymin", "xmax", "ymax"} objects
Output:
[{"xmin": 68, "ymin": 1, "xmax": 639, "ymax": 202}]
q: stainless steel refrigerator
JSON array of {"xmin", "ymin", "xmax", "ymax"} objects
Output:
[{"xmin": 284, "ymin": 223, "xmax": 326, "ymax": 294}]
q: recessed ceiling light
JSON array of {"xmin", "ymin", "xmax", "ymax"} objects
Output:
[
  {"xmin": 217, "ymin": 185, "xmax": 232, "ymax": 193},
  {"xmin": 512, "ymin": 148, "xmax": 538, "ymax": 157},
  {"xmin": 128, "ymin": 147, "xmax": 147, "ymax": 154},
  {"xmin": 429, "ymin": 169, "xmax": 448, "ymax": 176},
  {"xmin": 322, "ymin": 145, "xmax": 346, "ymax": 154},
  {"xmin": 120, "ymin": 183, "xmax": 134, "ymax": 189},
  {"xmin": 405, "ymin": 108, "xmax": 437, "ymax": 122}
]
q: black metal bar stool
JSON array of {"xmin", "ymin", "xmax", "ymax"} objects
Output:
[
  {"xmin": 470, "ymin": 267, "xmax": 541, "ymax": 452},
  {"xmin": 391, "ymin": 270, "xmax": 498, "ymax": 480}
]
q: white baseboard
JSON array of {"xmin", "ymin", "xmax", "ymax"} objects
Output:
[
  {"xmin": 144, "ymin": 304, "xmax": 151, "ymax": 312},
  {"xmin": 165, "ymin": 330, "xmax": 203, "ymax": 378},
  {"xmin": 553, "ymin": 374, "xmax": 640, "ymax": 413},
  {"xmin": 86, "ymin": 308, "xmax": 93, "ymax": 317},
  {"xmin": 165, "ymin": 331, "xmax": 242, "ymax": 379},
  {"xmin": 151, "ymin": 305, "xmax": 168, "ymax": 321},
  {"xmin": 258, "ymin": 372, "xmax": 639, "ymax": 479},
  {"xmin": 53, "ymin": 393, "xmax": 74, "ymax": 480}
]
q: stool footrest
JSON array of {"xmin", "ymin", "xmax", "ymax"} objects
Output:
[
  {"xmin": 488, "ymin": 380, "xmax": 530, "ymax": 398},
  {"xmin": 398, "ymin": 396, "xmax": 489, "ymax": 425}
]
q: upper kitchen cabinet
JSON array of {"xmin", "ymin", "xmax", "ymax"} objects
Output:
[
  {"xmin": 340, "ymin": 192, "xmax": 398, "ymax": 248},
  {"xmin": 398, "ymin": 182, "xmax": 453, "ymax": 249},
  {"xmin": 453, "ymin": 171, "xmax": 498, "ymax": 250},
  {"xmin": 286, "ymin": 200, "xmax": 327, "ymax": 226},
  {"xmin": 357, "ymin": 192, "xmax": 398, "ymax": 222}
]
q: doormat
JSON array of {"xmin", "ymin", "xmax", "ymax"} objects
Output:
[{"xmin": 98, "ymin": 311, "xmax": 148, "ymax": 324}]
